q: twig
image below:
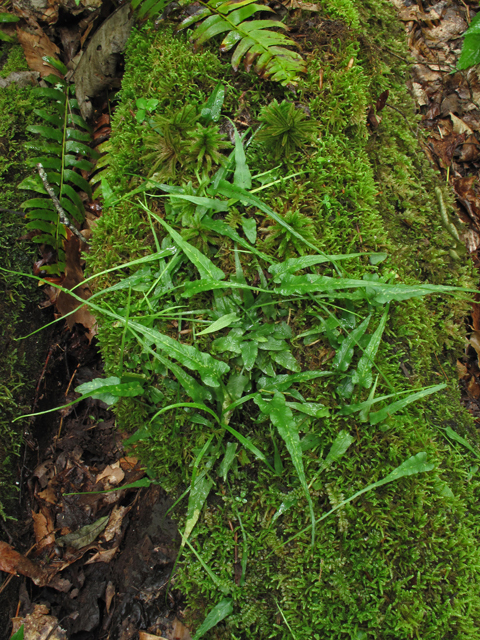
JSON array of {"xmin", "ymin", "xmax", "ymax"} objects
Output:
[{"xmin": 36, "ymin": 163, "xmax": 88, "ymax": 244}]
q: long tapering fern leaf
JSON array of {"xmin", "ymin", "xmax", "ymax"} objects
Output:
[
  {"xmin": 18, "ymin": 65, "xmax": 97, "ymax": 274},
  {"xmin": 178, "ymin": 0, "xmax": 306, "ymax": 86}
]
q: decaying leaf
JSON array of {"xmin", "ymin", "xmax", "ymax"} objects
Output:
[
  {"xmin": 96, "ymin": 461, "xmax": 125, "ymax": 486},
  {"xmin": 457, "ymin": 360, "xmax": 470, "ymax": 380},
  {"xmin": 469, "ymin": 331, "xmax": 480, "ymax": 360},
  {"xmin": 450, "ymin": 112, "xmax": 473, "ymax": 136},
  {"xmin": 105, "ymin": 581, "xmax": 115, "ymax": 614},
  {"xmin": 56, "ymin": 515, "xmax": 109, "ymax": 549},
  {"xmin": 16, "ymin": 27, "xmax": 62, "ymax": 78},
  {"xmin": 84, "ymin": 546, "xmax": 118, "ymax": 564},
  {"xmin": 102, "ymin": 504, "xmax": 128, "ymax": 542},
  {"xmin": 56, "ymin": 235, "xmax": 97, "ymax": 340},
  {"xmin": 11, "ymin": 604, "xmax": 67, "ymax": 640},
  {"xmin": 0, "ymin": 541, "xmax": 48, "ymax": 585},
  {"xmin": 32, "ymin": 510, "xmax": 55, "ymax": 550}
]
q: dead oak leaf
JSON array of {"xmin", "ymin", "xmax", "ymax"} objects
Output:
[{"xmin": 16, "ymin": 27, "xmax": 62, "ymax": 78}]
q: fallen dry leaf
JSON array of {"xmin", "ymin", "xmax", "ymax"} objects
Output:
[
  {"xmin": 468, "ymin": 376, "xmax": 480, "ymax": 399},
  {"xmin": 56, "ymin": 235, "xmax": 97, "ymax": 341},
  {"xmin": 38, "ymin": 484, "xmax": 58, "ymax": 505},
  {"xmin": 105, "ymin": 580, "xmax": 115, "ymax": 613},
  {"xmin": 450, "ymin": 112, "xmax": 473, "ymax": 135},
  {"xmin": 96, "ymin": 462, "xmax": 125, "ymax": 486},
  {"xmin": 102, "ymin": 504, "xmax": 128, "ymax": 542},
  {"xmin": 139, "ymin": 633, "xmax": 168, "ymax": 640},
  {"xmin": 32, "ymin": 510, "xmax": 55, "ymax": 550},
  {"xmin": 16, "ymin": 27, "xmax": 62, "ymax": 78},
  {"xmin": 119, "ymin": 456, "xmax": 139, "ymax": 471},
  {"xmin": 0, "ymin": 541, "xmax": 48, "ymax": 585},
  {"xmin": 84, "ymin": 546, "xmax": 118, "ymax": 564},
  {"xmin": 457, "ymin": 360, "xmax": 470, "ymax": 380}
]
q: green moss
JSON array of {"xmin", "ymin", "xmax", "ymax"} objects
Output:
[
  {"xmin": 0, "ymin": 43, "xmax": 29, "ymax": 78},
  {"xmin": 86, "ymin": 1, "xmax": 480, "ymax": 638},
  {"xmin": 0, "ymin": 46, "xmax": 47, "ymax": 519}
]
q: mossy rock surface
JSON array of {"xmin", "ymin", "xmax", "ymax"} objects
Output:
[
  {"xmin": 86, "ymin": 0, "xmax": 480, "ymax": 637},
  {"xmin": 0, "ymin": 42, "xmax": 49, "ymax": 521}
]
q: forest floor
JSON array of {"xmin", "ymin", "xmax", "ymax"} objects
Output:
[{"xmin": 3, "ymin": 0, "xmax": 480, "ymax": 639}]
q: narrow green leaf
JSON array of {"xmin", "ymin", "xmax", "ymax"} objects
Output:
[
  {"xmin": 275, "ymin": 273, "xmax": 471, "ymax": 301},
  {"xmin": 32, "ymin": 87, "xmax": 65, "ymax": 102},
  {"xmin": 183, "ymin": 475, "xmax": 214, "ymax": 544},
  {"xmin": 200, "ymin": 82, "xmax": 225, "ymax": 123},
  {"xmin": 353, "ymin": 308, "xmax": 388, "ymax": 388},
  {"xmin": 219, "ymin": 442, "xmax": 237, "ymax": 481},
  {"xmin": 286, "ymin": 402, "xmax": 328, "ymax": 418},
  {"xmin": 269, "ymin": 253, "xmax": 366, "ymax": 281},
  {"xmin": 170, "ymin": 193, "xmax": 229, "ymax": 212},
  {"xmin": 281, "ymin": 452, "xmax": 435, "ymax": 550},
  {"xmin": 239, "ymin": 219, "xmax": 256, "ymax": 247},
  {"xmin": 324, "ymin": 430, "xmax": 354, "ymax": 467},
  {"xmin": 197, "ymin": 313, "xmax": 240, "ymax": 336},
  {"xmin": 222, "ymin": 423, "xmax": 272, "ymax": 470},
  {"xmin": 146, "ymin": 208, "xmax": 225, "ymax": 281},
  {"xmin": 21, "ymin": 198, "xmax": 54, "ymax": 210},
  {"xmin": 444, "ymin": 426, "xmax": 480, "ymax": 460},
  {"xmin": 258, "ymin": 370, "xmax": 333, "ymax": 392},
  {"xmin": 27, "ymin": 125, "xmax": 63, "ymax": 143},
  {"xmin": 185, "ymin": 539, "xmax": 230, "ymax": 595},
  {"xmin": 33, "ymin": 109, "xmax": 63, "ymax": 128},
  {"xmin": 256, "ymin": 392, "xmax": 315, "ymax": 545},
  {"xmin": 129, "ymin": 320, "xmax": 230, "ymax": 388},
  {"xmin": 42, "ymin": 55, "xmax": 68, "ymax": 76},
  {"xmin": 202, "ymin": 217, "xmax": 272, "ymax": 262},
  {"xmin": 332, "ymin": 315, "xmax": 371, "ymax": 372},
  {"xmin": 64, "ymin": 169, "xmax": 92, "ymax": 197},
  {"xmin": 0, "ymin": 12, "xmax": 19, "ymax": 22},
  {"xmin": 369, "ymin": 383, "xmax": 446, "ymax": 425},
  {"xmin": 193, "ymin": 598, "xmax": 233, "ymax": 640},
  {"xmin": 233, "ymin": 126, "xmax": 251, "ymax": 189},
  {"xmin": 10, "ymin": 624, "xmax": 24, "ymax": 640}
]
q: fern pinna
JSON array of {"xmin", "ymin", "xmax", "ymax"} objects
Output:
[
  {"xmin": 178, "ymin": 0, "xmax": 306, "ymax": 86},
  {"xmin": 18, "ymin": 59, "xmax": 97, "ymax": 274}
]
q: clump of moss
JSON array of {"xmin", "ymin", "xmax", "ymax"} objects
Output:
[{"xmin": 86, "ymin": 3, "xmax": 480, "ymax": 639}]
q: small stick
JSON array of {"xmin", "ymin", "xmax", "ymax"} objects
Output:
[{"xmin": 36, "ymin": 163, "xmax": 88, "ymax": 244}]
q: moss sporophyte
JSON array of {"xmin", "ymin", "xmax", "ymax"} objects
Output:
[{"xmin": 7, "ymin": 0, "xmax": 480, "ymax": 637}]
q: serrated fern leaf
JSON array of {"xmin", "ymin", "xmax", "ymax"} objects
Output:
[{"xmin": 178, "ymin": 0, "xmax": 306, "ymax": 86}]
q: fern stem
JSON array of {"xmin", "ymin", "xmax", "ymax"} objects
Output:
[{"xmin": 37, "ymin": 163, "xmax": 88, "ymax": 243}]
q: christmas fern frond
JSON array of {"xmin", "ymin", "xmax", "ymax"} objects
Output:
[
  {"xmin": 178, "ymin": 0, "xmax": 306, "ymax": 86},
  {"xmin": 18, "ymin": 72, "xmax": 97, "ymax": 274}
]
